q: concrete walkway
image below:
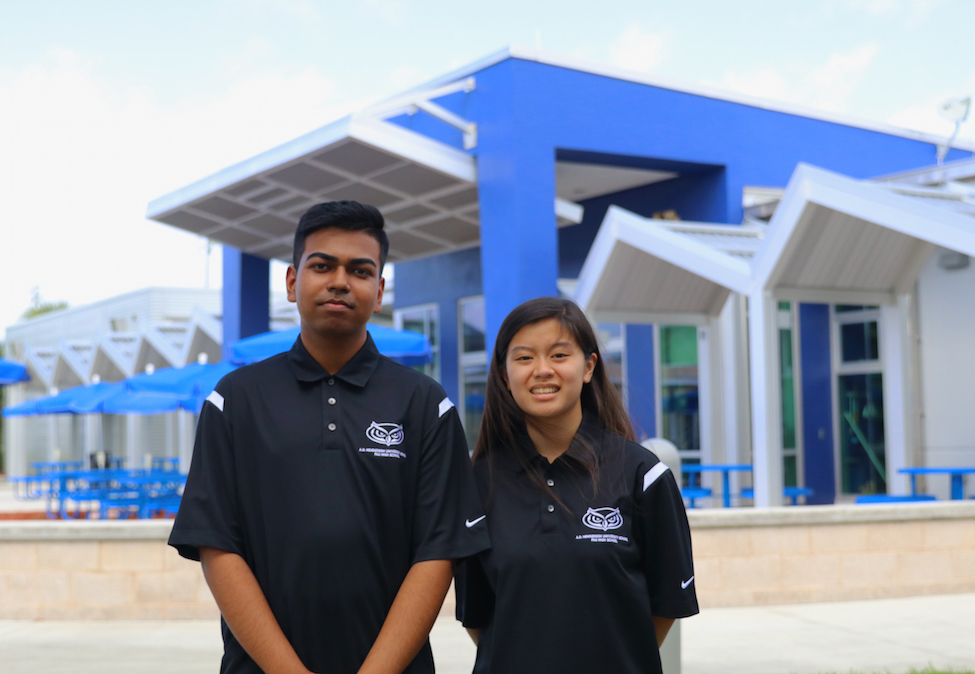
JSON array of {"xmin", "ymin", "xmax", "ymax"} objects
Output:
[{"xmin": 0, "ymin": 593, "xmax": 972, "ymax": 673}]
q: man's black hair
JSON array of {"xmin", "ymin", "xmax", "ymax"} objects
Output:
[{"xmin": 292, "ymin": 201, "xmax": 389, "ymax": 269}]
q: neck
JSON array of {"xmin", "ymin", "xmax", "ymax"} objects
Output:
[
  {"xmin": 299, "ymin": 325, "xmax": 368, "ymax": 375},
  {"xmin": 525, "ymin": 406, "xmax": 584, "ymax": 463}
]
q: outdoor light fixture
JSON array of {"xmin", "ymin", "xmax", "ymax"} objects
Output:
[{"xmin": 935, "ymin": 96, "xmax": 971, "ymax": 165}]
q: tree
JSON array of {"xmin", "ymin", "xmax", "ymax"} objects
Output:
[{"xmin": 21, "ymin": 287, "xmax": 68, "ymax": 320}]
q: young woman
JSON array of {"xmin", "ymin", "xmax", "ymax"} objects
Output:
[{"xmin": 456, "ymin": 297, "xmax": 698, "ymax": 674}]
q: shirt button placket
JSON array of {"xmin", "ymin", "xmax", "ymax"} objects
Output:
[
  {"xmin": 323, "ymin": 381, "xmax": 339, "ymax": 450},
  {"xmin": 541, "ymin": 468, "xmax": 557, "ymax": 534}
]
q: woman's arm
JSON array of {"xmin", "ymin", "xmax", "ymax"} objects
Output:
[
  {"xmin": 200, "ymin": 547, "xmax": 312, "ymax": 674},
  {"xmin": 465, "ymin": 628, "xmax": 480, "ymax": 645}
]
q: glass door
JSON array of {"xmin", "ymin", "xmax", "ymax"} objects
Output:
[{"xmin": 833, "ymin": 306, "xmax": 886, "ymax": 495}]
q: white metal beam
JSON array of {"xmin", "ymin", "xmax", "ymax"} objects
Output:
[{"xmin": 748, "ymin": 289, "xmax": 785, "ymax": 507}]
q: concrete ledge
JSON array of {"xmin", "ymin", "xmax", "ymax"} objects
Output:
[
  {"xmin": 688, "ymin": 501, "xmax": 975, "ymax": 529},
  {"xmin": 0, "ymin": 520, "xmax": 174, "ymax": 541}
]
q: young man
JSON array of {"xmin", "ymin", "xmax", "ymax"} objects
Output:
[{"xmin": 169, "ymin": 201, "xmax": 490, "ymax": 674}]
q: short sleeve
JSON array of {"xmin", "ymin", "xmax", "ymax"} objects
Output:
[
  {"xmin": 454, "ymin": 554, "xmax": 494, "ymax": 628},
  {"xmin": 410, "ymin": 389, "xmax": 491, "ymax": 564},
  {"xmin": 168, "ymin": 380, "xmax": 244, "ymax": 561},
  {"xmin": 637, "ymin": 462, "xmax": 699, "ymax": 619}
]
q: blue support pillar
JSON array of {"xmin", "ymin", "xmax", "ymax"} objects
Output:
[
  {"xmin": 222, "ymin": 246, "xmax": 270, "ymax": 362},
  {"xmin": 798, "ymin": 303, "xmax": 835, "ymax": 504},
  {"xmin": 625, "ymin": 324, "xmax": 656, "ymax": 440},
  {"xmin": 477, "ymin": 143, "xmax": 558, "ymax": 356}
]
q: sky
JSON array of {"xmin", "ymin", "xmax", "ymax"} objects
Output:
[{"xmin": 2, "ymin": 0, "xmax": 974, "ymax": 335}]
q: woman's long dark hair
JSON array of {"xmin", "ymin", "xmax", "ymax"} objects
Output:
[{"xmin": 473, "ymin": 297, "xmax": 634, "ymax": 497}]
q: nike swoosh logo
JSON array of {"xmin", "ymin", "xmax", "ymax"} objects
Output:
[
  {"xmin": 465, "ymin": 515, "xmax": 486, "ymax": 528},
  {"xmin": 681, "ymin": 576, "xmax": 694, "ymax": 590}
]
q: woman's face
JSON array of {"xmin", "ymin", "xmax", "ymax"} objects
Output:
[{"xmin": 504, "ymin": 318, "xmax": 597, "ymax": 426}]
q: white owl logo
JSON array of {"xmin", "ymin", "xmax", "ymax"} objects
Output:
[
  {"xmin": 365, "ymin": 422, "xmax": 404, "ymax": 447},
  {"xmin": 582, "ymin": 507, "xmax": 623, "ymax": 531}
]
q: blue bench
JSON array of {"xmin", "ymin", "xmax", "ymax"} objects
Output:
[
  {"xmin": 681, "ymin": 487, "xmax": 712, "ymax": 508},
  {"xmin": 740, "ymin": 486, "xmax": 814, "ymax": 505},
  {"xmin": 855, "ymin": 494, "xmax": 937, "ymax": 504}
]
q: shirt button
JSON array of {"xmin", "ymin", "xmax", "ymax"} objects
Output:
[
  {"xmin": 546, "ymin": 479, "xmax": 555, "ymax": 487},
  {"xmin": 547, "ymin": 505, "xmax": 555, "ymax": 513},
  {"xmin": 328, "ymin": 397, "xmax": 336, "ymax": 405},
  {"xmin": 328, "ymin": 378, "xmax": 335, "ymax": 385},
  {"xmin": 327, "ymin": 423, "xmax": 336, "ymax": 431}
]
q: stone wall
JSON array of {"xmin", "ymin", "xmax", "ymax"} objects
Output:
[
  {"xmin": 1, "ymin": 502, "xmax": 973, "ymax": 619},
  {"xmin": 0, "ymin": 521, "xmax": 216, "ymax": 620},
  {"xmin": 688, "ymin": 501, "xmax": 975, "ymax": 607}
]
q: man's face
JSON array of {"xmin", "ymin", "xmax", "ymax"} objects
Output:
[{"xmin": 286, "ymin": 227, "xmax": 384, "ymax": 340}]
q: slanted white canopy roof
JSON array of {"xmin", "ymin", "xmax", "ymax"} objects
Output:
[
  {"xmin": 575, "ymin": 206, "xmax": 754, "ymax": 324},
  {"xmin": 752, "ymin": 163, "xmax": 975, "ymax": 305},
  {"xmin": 148, "ymin": 114, "xmax": 583, "ymax": 264}
]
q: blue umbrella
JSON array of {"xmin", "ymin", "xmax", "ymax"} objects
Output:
[
  {"xmin": 2, "ymin": 397, "xmax": 39, "ymax": 417},
  {"xmin": 126, "ymin": 361, "xmax": 236, "ymax": 398},
  {"xmin": 32, "ymin": 381, "xmax": 127, "ymax": 415},
  {"xmin": 0, "ymin": 357, "xmax": 29, "ymax": 385},
  {"xmin": 232, "ymin": 325, "xmax": 433, "ymax": 367},
  {"xmin": 101, "ymin": 389, "xmax": 187, "ymax": 415}
]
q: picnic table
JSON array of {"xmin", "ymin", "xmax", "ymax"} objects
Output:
[
  {"xmin": 899, "ymin": 467, "xmax": 975, "ymax": 500},
  {"xmin": 682, "ymin": 464, "xmax": 752, "ymax": 508}
]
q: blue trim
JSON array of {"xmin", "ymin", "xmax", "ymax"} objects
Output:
[
  {"xmin": 221, "ymin": 246, "xmax": 270, "ymax": 363},
  {"xmin": 798, "ymin": 303, "xmax": 835, "ymax": 505},
  {"xmin": 625, "ymin": 324, "xmax": 656, "ymax": 440}
]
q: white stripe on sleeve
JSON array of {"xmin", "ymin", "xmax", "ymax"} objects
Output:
[
  {"xmin": 206, "ymin": 390, "xmax": 225, "ymax": 412},
  {"xmin": 438, "ymin": 397, "xmax": 455, "ymax": 418},
  {"xmin": 643, "ymin": 463, "xmax": 669, "ymax": 492}
]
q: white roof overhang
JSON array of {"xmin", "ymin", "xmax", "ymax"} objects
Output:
[
  {"xmin": 575, "ymin": 206, "xmax": 753, "ymax": 324},
  {"xmin": 751, "ymin": 164, "xmax": 975, "ymax": 305},
  {"xmin": 148, "ymin": 114, "xmax": 583, "ymax": 263}
]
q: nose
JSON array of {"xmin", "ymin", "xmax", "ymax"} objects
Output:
[
  {"xmin": 534, "ymin": 357, "xmax": 555, "ymax": 377},
  {"xmin": 327, "ymin": 265, "xmax": 351, "ymax": 292}
]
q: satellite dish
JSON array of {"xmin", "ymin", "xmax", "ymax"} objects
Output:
[{"xmin": 938, "ymin": 97, "xmax": 971, "ymax": 124}]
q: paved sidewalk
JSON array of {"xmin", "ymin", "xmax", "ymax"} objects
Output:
[{"xmin": 0, "ymin": 594, "xmax": 972, "ymax": 674}]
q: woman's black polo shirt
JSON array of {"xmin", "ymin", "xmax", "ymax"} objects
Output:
[
  {"xmin": 169, "ymin": 335, "xmax": 490, "ymax": 674},
  {"xmin": 455, "ymin": 414, "xmax": 698, "ymax": 674}
]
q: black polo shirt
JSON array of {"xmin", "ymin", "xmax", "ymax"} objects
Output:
[
  {"xmin": 169, "ymin": 334, "xmax": 490, "ymax": 674},
  {"xmin": 455, "ymin": 413, "xmax": 698, "ymax": 674}
]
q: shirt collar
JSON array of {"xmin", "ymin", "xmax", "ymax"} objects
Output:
[
  {"xmin": 287, "ymin": 332, "xmax": 381, "ymax": 388},
  {"xmin": 507, "ymin": 409, "xmax": 605, "ymax": 474}
]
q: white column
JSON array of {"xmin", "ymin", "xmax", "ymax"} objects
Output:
[
  {"xmin": 698, "ymin": 314, "xmax": 726, "ymax": 502},
  {"xmin": 125, "ymin": 414, "xmax": 138, "ymax": 469},
  {"xmin": 5, "ymin": 384, "xmax": 27, "ymax": 476},
  {"xmin": 881, "ymin": 294, "xmax": 912, "ymax": 496},
  {"xmin": 177, "ymin": 410, "xmax": 195, "ymax": 474},
  {"xmin": 84, "ymin": 414, "xmax": 98, "ymax": 467},
  {"xmin": 721, "ymin": 293, "xmax": 751, "ymax": 493},
  {"xmin": 749, "ymin": 289, "xmax": 784, "ymax": 507}
]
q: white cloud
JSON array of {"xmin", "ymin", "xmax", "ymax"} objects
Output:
[
  {"xmin": 608, "ymin": 26, "xmax": 668, "ymax": 73},
  {"xmin": 388, "ymin": 65, "xmax": 431, "ymax": 92},
  {"xmin": 360, "ymin": 0, "xmax": 409, "ymax": 25},
  {"xmin": 714, "ymin": 43, "xmax": 880, "ymax": 114},
  {"xmin": 0, "ymin": 49, "xmax": 363, "ymax": 332}
]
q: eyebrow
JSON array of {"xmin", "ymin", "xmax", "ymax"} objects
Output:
[
  {"xmin": 305, "ymin": 252, "xmax": 377, "ymax": 268},
  {"xmin": 509, "ymin": 341, "xmax": 575, "ymax": 353}
]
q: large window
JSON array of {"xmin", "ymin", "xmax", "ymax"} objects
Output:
[
  {"xmin": 778, "ymin": 302, "xmax": 801, "ymax": 488},
  {"xmin": 459, "ymin": 297, "xmax": 487, "ymax": 452},
  {"xmin": 394, "ymin": 304, "xmax": 440, "ymax": 381},
  {"xmin": 833, "ymin": 306, "xmax": 886, "ymax": 495},
  {"xmin": 596, "ymin": 323, "xmax": 625, "ymax": 398},
  {"xmin": 659, "ymin": 325, "xmax": 700, "ymax": 461}
]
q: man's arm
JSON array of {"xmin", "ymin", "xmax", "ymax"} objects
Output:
[
  {"xmin": 200, "ymin": 547, "xmax": 313, "ymax": 674},
  {"xmin": 652, "ymin": 616, "xmax": 675, "ymax": 647},
  {"xmin": 357, "ymin": 559, "xmax": 453, "ymax": 674}
]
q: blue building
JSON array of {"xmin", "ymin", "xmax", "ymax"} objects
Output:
[{"xmin": 146, "ymin": 48, "xmax": 975, "ymax": 507}]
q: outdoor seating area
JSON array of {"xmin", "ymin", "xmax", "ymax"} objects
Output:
[
  {"xmin": 10, "ymin": 459, "xmax": 185, "ymax": 519},
  {"xmin": 680, "ymin": 463, "xmax": 816, "ymax": 508},
  {"xmin": 10, "ymin": 459, "xmax": 186, "ymax": 520}
]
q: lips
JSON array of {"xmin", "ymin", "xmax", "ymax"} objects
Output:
[
  {"xmin": 320, "ymin": 298, "xmax": 352, "ymax": 309},
  {"xmin": 530, "ymin": 386, "xmax": 559, "ymax": 395}
]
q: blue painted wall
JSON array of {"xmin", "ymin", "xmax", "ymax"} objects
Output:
[
  {"xmin": 395, "ymin": 246, "xmax": 482, "ymax": 405},
  {"xmin": 798, "ymin": 303, "xmax": 836, "ymax": 505},
  {"xmin": 222, "ymin": 246, "xmax": 269, "ymax": 363},
  {"xmin": 624, "ymin": 324, "xmax": 656, "ymax": 440}
]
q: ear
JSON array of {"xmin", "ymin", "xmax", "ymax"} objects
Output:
[
  {"xmin": 582, "ymin": 352, "xmax": 597, "ymax": 384},
  {"xmin": 286, "ymin": 265, "xmax": 297, "ymax": 303},
  {"xmin": 373, "ymin": 276, "xmax": 385, "ymax": 314}
]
